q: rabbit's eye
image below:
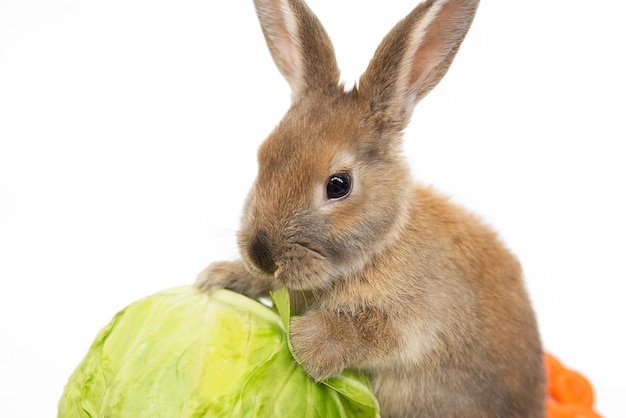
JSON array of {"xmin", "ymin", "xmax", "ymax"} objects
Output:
[{"xmin": 326, "ymin": 173, "xmax": 352, "ymax": 200}]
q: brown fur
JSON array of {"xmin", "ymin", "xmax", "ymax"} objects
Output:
[{"xmin": 196, "ymin": 0, "xmax": 545, "ymax": 416}]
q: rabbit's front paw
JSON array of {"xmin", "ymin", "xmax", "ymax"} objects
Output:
[
  {"xmin": 195, "ymin": 259, "xmax": 276, "ymax": 298},
  {"xmin": 195, "ymin": 260, "xmax": 243, "ymax": 292},
  {"xmin": 290, "ymin": 311, "xmax": 356, "ymax": 381}
]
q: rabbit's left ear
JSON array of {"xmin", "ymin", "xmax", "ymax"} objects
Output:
[
  {"xmin": 253, "ymin": 0, "xmax": 340, "ymax": 100},
  {"xmin": 359, "ymin": 0, "xmax": 480, "ymax": 126}
]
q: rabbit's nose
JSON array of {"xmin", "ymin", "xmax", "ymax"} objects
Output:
[{"xmin": 248, "ymin": 230, "xmax": 278, "ymax": 274}]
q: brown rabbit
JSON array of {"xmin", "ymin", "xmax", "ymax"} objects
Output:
[{"xmin": 196, "ymin": 0, "xmax": 545, "ymax": 416}]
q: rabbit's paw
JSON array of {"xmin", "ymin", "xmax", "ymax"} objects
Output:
[
  {"xmin": 195, "ymin": 260, "xmax": 244, "ymax": 292},
  {"xmin": 290, "ymin": 311, "xmax": 356, "ymax": 381}
]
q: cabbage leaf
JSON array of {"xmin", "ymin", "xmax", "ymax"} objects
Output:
[{"xmin": 58, "ymin": 286, "xmax": 379, "ymax": 417}]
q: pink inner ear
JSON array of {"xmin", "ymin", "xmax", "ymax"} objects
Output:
[
  {"xmin": 274, "ymin": 24, "xmax": 301, "ymax": 82},
  {"xmin": 405, "ymin": 0, "xmax": 471, "ymax": 102},
  {"xmin": 274, "ymin": 3, "xmax": 302, "ymax": 80},
  {"xmin": 256, "ymin": 0, "xmax": 304, "ymax": 96}
]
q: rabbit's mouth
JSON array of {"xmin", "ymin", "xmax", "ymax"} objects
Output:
[
  {"xmin": 236, "ymin": 236, "xmax": 334, "ymax": 291},
  {"xmin": 273, "ymin": 264, "xmax": 336, "ymax": 292},
  {"xmin": 240, "ymin": 224, "xmax": 339, "ymax": 290},
  {"xmin": 270, "ymin": 241, "xmax": 336, "ymax": 291},
  {"xmin": 294, "ymin": 241, "xmax": 326, "ymax": 258}
]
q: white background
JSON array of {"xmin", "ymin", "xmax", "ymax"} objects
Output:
[{"xmin": 1, "ymin": 0, "xmax": 624, "ymax": 416}]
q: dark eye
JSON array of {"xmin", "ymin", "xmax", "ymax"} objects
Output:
[{"xmin": 326, "ymin": 173, "xmax": 352, "ymax": 200}]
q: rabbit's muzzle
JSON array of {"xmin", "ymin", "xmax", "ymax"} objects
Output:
[{"xmin": 247, "ymin": 230, "xmax": 278, "ymax": 275}]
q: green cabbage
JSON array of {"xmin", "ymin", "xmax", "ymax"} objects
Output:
[{"xmin": 58, "ymin": 286, "xmax": 379, "ymax": 417}]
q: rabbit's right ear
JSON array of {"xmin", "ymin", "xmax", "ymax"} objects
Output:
[
  {"xmin": 359, "ymin": 0, "xmax": 479, "ymax": 127},
  {"xmin": 253, "ymin": 0, "xmax": 340, "ymax": 100}
]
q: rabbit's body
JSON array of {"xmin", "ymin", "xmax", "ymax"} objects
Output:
[
  {"xmin": 197, "ymin": 0, "xmax": 545, "ymax": 416},
  {"xmin": 319, "ymin": 185, "xmax": 544, "ymax": 417}
]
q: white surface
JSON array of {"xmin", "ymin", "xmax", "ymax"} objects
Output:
[{"xmin": 1, "ymin": 0, "xmax": 624, "ymax": 416}]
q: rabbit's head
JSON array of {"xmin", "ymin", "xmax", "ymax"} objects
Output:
[{"xmin": 238, "ymin": 0, "xmax": 479, "ymax": 291}]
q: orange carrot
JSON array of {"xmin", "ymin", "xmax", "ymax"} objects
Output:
[
  {"xmin": 545, "ymin": 352, "xmax": 567, "ymax": 399},
  {"xmin": 546, "ymin": 397, "xmax": 569, "ymax": 418},
  {"xmin": 553, "ymin": 368, "xmax": 595, "ymax": 408},
  {"xmin": 544, "ymin": 353, "xmax": 601, "ymax": 418},
  {"xmin": 561, "ymin": 403, "xmax": 601, "ymax": 418},
  {"xmin": 547, "ymin": 398, "xmax": 602, "ymax": 418}
]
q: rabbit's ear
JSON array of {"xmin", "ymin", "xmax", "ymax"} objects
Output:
[
  {"xmin": 359, "ymin": 0, "xmax": 479, "ymax": 125},
  {"xmin": 253, "ymin": 0, "xmax": 340, "ymax": 100}
]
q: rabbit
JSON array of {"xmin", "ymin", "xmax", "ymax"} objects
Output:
[{"xmin": 196, "ymin": 0, "xmax": 545, "ymax": 416}]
